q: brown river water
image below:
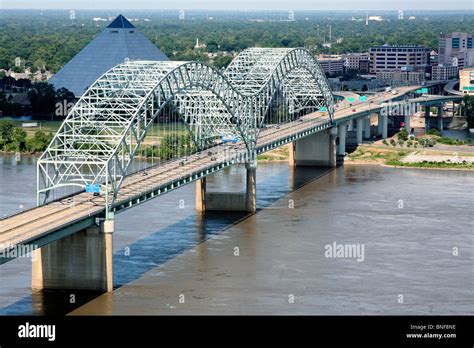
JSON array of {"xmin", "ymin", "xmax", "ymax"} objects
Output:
[{"xmin": 0, "ymin": 154, "xmax": 473, "ymax": 315}]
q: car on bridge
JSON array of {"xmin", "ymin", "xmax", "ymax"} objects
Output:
[
  {"xmin": 85, "ymin": 183, "xmax": 101, "ymax": 196},
  {"xmin": 221, "ymin": 134, "xmax": 240, "ymax": 144}
]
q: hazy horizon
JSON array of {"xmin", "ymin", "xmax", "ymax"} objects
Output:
[{"xmin": 2, "ymin": 0, "xmax": 473, "ymax": 10}]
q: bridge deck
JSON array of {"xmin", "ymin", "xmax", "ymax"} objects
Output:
[{"xmin": 0, "ymin": 85, "xmax": 440, "ymax": 256}]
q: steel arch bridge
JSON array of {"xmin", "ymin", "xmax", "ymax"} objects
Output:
[{"xmin": 37, "ymin": 47, "xmax": 334, "ymax": 207}]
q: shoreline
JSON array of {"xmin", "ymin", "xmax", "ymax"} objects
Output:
[
  {"xmin": 345, "ymin": 160, "xmax": 474, "ymax": 172},
  {"xmin": 3, "ymin": 150, "xmax": 473, "ymax": 172}
]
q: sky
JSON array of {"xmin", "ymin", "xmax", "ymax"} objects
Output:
[{"xmin": 2, "ymin": 0, "xmax": 473, "ymax": 10}]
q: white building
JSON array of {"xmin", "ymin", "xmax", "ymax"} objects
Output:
[{"xmin": 368, "ymin": 16, "xmax": 383, "ymax": 21}]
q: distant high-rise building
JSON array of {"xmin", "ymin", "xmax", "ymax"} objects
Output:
[
  {"xmin": 69, "ymin": 10, "xmax": 75, "ymax": 20},
  {"xmin": 179, "ymin": 9, "xmax": 185, "ymax": 20},
  {"xmin": 398, "ymin": 10, "xmax": 404, "ymax": 20},
  {"xmin": 369, "ymin": 44, "xmax": 430, "ymax": 74},
  {"xmin": 438, "ymin": 32, "xmax": 474, "ymax": 69}
]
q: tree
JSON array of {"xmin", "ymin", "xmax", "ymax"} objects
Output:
[
  {"xmin": 206, "ymin": 41, "xmax": 219, "ymax": 53},
  {"xmin": 27, "ymin": 82, "xmax": 56, "ymax": 116},
  {"xmin": 9, "ymin": 127, "xmax": 27, "ymax": 151},
  {"xmin": 55, "ymin": 87, "xmax": 76, "ymax": 104},
  {"xmin": 462, "ymin": 96, "xmax": 474, "ymax": 129},
  {"xmin": 26, "ymin": 130, "xmax": 53, "ymax": 152},
  {"xmin": 0, "ymin": 119, "xmax": 14, "ymax": 148},
  {"xmin": 212, "ymin": 55, "xmax": 233, "ymax": 69},
  {"xmin": 159, "ymin": 133, "xmax": 194, "ymax": 160}
]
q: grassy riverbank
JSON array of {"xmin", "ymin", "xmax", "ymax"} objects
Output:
[
  {"xmin": 256, "ymin": 139, "xmax": 474, "ymax": 171},
  {"xmin": 347, "ymin": 146, "xmax": 474, "ymax": 170}
]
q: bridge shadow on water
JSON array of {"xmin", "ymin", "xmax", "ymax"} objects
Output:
[{"xmin": 0, "ymin": 166, "xmax": 333, "ymax": 315}]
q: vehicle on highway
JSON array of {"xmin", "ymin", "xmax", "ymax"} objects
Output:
[
  {"xmin": 221, "ymin": 134, "xmax": 239, "ymax": 144},
  {"xmin": 392, "ymin": 89, "xmax": 399, "ymax": 95},
  {"xmin": 352, "ymin": 108, "xmax": 356, "ymax": 112},
  {"xmin": 86, "ymin": 183, "xmax": 101, "ymax": 196}
]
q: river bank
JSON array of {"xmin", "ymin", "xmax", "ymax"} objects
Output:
[{"xmin": 258, "ymin": 137, "xmax": 474, "ymax": 171}]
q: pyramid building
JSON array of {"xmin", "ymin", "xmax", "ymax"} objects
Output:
[{"xmin": 49, "ymin": 15, "xmax": 169, "ymax": 97}]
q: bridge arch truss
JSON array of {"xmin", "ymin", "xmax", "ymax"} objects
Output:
[{"xmin": 37, "ymin": 48, "xmax": 334, "ymax": 206}]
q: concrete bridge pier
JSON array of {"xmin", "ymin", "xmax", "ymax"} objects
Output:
[
  {"xmin": 381, "ymin": 114, "xmax": 388, "ymax": 139},
  {"xmin": 437, "ymin": 106, "xmax": 444, "ymax": 132},
  {"xmin": 364, "ymin": 116, "xmax": 371, "ymax": 139},
  {"xmin": 404, "ymin": 113, "xmax": 411, "ymax": 132},
  {"xmin": 425, "ymin": 106, "xmax": 431, "ymax": 131},
  {"xmin": 337, "ymin": 122, "xmax": 348, "ymax": 156},
  {"xmin": 356, "ymin": 117, "xmax": 364, "ymax": 144},
  {"xmin": 289, "ymin": 129, "xmax": 336, "ymax": 167},
  {"xmin": 347, "ymin": 119, "xmax": 354, "ymax": 131},
  {"xmin": 195, "ymin": 161, "xmax": 257, "ymax": 213},
  {"xmin": 32, "ymin": 217, "xmax": 114, "ymax": 292},
  {"xmin": 195, "ymin": 177, "xmax": 207, "ymax": 213},
  {"xmin": 377, "ymin": 114, "xmax": 383, "ymax": 136}
]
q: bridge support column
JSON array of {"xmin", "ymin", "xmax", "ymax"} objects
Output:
[
  {"xmin": 195, "ymin": 162, "xmax": 257, "ymax": 213},
  {"xmin": 292, "ymin": 129, "xmax": 336, "ymax": 167},
  {"xmin": 195, "ymin": 177, "xmax": 206, "ymax": 213},
  {"xmin": 381, "ymin": 114, "xmax": 388, "ymax": 139},
  {"xmin": 337, "ymin": 123, "xmax": 347, "ymax": 156},
  {"xmin": 425, "ymin": 106, "xmax": 430, "ymax": 132},
  {"xmin": 364, "ymin": 116, "xmax": 371, "ymax": 139},
  {"xmin": 404, "ymin": 113, "xmax": 411, "ymax": 132},
  {"xmin": 245, "ymin": 161, "xmax": 257, "ymax": 213},
  {"xmin": 377, "ymin": 114, "xmax": 383, "ymax": 136},
  {"xmin": 32, "ymin": 217, "xmax": 114, "ymax": 292},
  {"xmin": 437, "ymin": 106, "xmax": 444, "ymax": 132},
  {"xmin": 356, "ymin": 117, "xmax": 364, "ymax": 144},
  {"xmin": 288, "ymin": 142, "xmax": 295, "ymax": 167},
  {"xmin": 347, "ymin": 119, "xmax": 353, "ymax": 131}
]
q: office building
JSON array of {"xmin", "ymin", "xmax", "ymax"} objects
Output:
[
  {"xmin": 344, "ymin": 53, "xmax": 370, "ymax": 72},
  {"xmin": 376, "ymin": 70, "xmax": 425, "ymax": 84},
  {"xmin": 369, "ymin": 45, "xmax": 430, "ymax": 74},
  {"xmin": 316, "ymin": 55, "xmax": 345, "ymax": 75},
  {"xmin": 431, "ymin": 65, "xmax": 459, "ymax": 81}
]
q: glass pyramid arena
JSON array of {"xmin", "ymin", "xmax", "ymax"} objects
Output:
[{"xmin": 49, "ymin": 14, "xmax": 169, "ymax": 97}]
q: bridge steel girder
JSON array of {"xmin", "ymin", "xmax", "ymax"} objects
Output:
[{"xmin": 37, "ymin": 48, "xmax": 334, "ymax": 208}]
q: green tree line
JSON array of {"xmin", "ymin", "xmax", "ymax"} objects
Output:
[
  {"xmin": 1, "ymin": 11, "xmax": 473, "ymax": 72},
  {"xmin": 0, "ymin": 119, "xmax": 53, "ymax": 152}
]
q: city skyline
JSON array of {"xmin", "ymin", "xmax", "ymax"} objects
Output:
[{"xmin": 2, "ymin": 0, "xmax": 473, "ymax": 10}]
